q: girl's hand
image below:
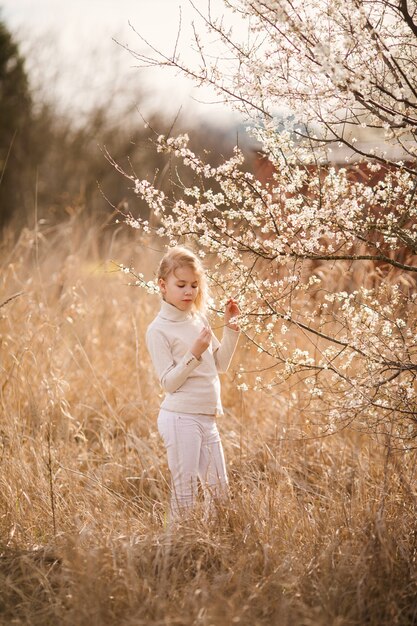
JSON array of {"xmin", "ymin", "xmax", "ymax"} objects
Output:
[
  {"xmin": 224, "ymin": 298, "xmax": 240, "ymax": 330},
  {"xmin": 191, "ymin": 326, "xmax": 212, "ymax": 359}
]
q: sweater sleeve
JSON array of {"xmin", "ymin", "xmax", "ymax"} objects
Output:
[
  {"xmin": 212, "ymin": 326, "xmax": 240, "ymax": 373},
  {"xmin": 146, "ymin": 327, "xmax": 201, "ymax": 394}
]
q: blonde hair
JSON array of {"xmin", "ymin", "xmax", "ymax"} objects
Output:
[{"xmin": 157, "ymin": 246, "xmax": 208, "ymax": 313}]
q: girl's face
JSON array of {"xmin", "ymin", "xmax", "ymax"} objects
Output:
[{"xmin": 159, "ymin": 265, "xmax": 199, "ymax": 311}]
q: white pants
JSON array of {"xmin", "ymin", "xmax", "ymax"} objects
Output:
[{"xmin": 157, "ymin": 408, "xmax": 228, "ymax": 518}]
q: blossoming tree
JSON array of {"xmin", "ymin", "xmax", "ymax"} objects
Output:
[{"xmin": 117, "ymin": 0, "xmax": 417, "ymax": 444}]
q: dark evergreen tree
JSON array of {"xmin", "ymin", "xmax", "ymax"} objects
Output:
[{"xmin": 0, "ymin": 19, "xmax": 32, "ymax": 228}]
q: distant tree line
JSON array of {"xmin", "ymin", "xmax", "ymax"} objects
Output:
[{"xmin": 0, "ymin": 19, "xmax": 243, "ymax": 234}]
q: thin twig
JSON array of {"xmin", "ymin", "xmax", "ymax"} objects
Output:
[
  {"xmin": 46, "ymin": 425, "xmax": 57, "ymax": 537},
  {"xmin": 0, "ymin": 292, "xmax": 24, "ymax": 310}
]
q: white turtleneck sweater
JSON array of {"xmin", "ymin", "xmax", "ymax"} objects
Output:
[{"xmin": 146, "ymin": 300, "xmax": 240, "ymax": 416}]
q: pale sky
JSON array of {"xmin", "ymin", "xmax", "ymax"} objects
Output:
[{"xmin": 0, "ymin": 0, "xmax": 246, "ymax": 124}]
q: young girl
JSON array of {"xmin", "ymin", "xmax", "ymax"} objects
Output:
[{"xmin": 146, "ymin": 246, "xmax": 240, "ymax": 519}]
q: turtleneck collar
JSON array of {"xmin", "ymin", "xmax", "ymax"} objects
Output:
[{"xmin": 159, "ymin": 299, "xmax": 195, "ymax": 322}]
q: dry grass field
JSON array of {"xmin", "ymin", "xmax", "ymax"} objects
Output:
[{"xmin": 0, "ymin": 215, "xmax": 416, "ymax": 626}]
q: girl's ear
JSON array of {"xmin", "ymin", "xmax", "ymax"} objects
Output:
[{"xmin": 158, "ymin": 278, "xmax": 166, "ymax": 293}]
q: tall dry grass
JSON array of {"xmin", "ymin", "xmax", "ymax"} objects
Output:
[{"xmin": 0, "ymin": 215, "xmax": 416, "ymax": 626}]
